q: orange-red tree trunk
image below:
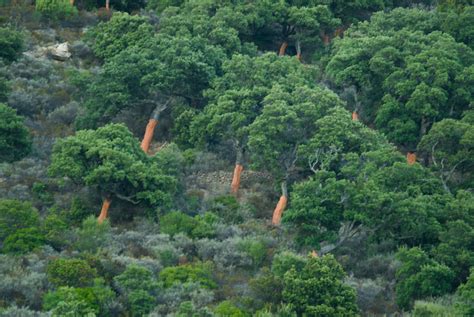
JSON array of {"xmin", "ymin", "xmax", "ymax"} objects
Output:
[
  {"xmin": 272, "ymin": 181, "xmax": 288, "ymax": 226},
  {"xmin": 407, "ymin": 152, "xmax": 417, "ymax": 165},
  {"xmin": 352, "ymin": 111, "xmax": 359, "ymax": 121},
  {"xmin": 230, "ymin": 164, "xmax": 244, "ymax": 194},
  {"xmin": 279, "ymin": 41, "xmax": 288, "ymax": 56},
  {"xmin": 98, "ymin": 198, "xmax": 111, "ymax": 224},
  {"xmin": 141, "ymin": 119, "xmax": 158, "ymax": 153}
]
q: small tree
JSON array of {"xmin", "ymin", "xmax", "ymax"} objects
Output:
[
  {"xmin": 49, "ymin": 123, "xmax": 178, "ymax": 221},
  {"xmin": 0, "ymin": 199, "xmax": 39, "ymax": 242},
  {"xmin": 282, "ymin": 254, "xmax": 358, "ymax": 316},
  {"xmin": 0, "ymin": 27, "xmax": 24, "ymax": 63},
  {"xmin": 47, "ymin": 258, "xmax": 98, "ymax": 288},
  {"xmin": 0, "ymin": 103, "xmax": 31, "ymax": 163},
  {"xmin": 36, "ymin": 0, "xmax": 78, "ymax": 20}
]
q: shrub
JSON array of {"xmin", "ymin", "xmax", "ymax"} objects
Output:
[
  {"xmin": 208, "ymin": 195, "xmax": 242, "ymax": 224},
  {"xmin": 114, "ymin": 265, "xmax": 157, "ymax": 293},
  {"xmin": 159, "ymin": 262, "xmax": 217, "ymax": 289},
  {"xmin": 412, "ymin": 300, "xmax": 453, "ymax": 316},
  {"xmin": 160, "ymin": 211, "xmax": 197, "ymax": 237},
  {"xmin": 271, "ymin": 251, "xmax": 306, "ymax": 279},
  {"xmin": 35, "ymin": 0, "xmax": 77, "ymax": 20},
  {"xmin": 0, "ymin": 27, "xmax": 23, "ymax": 63},
  {"xmin": 75, "ymin": 216, "xmax": 111, "ymax": 253},
  {"xmin": 42, "ymin": 214, "xmax": 68, "ymax": 250},
  {"xmin": 47, "ymin": 258, "xmax": 97, "ymax": 287},
  {"xmin": 128, "ymin": 289, "xmax": 156, "ymax": 316},
  {"xmin": 0, "ymin": 199, "xmax": 39, "ymax": 241},
  {"xmin": 454, "ymin": 269, "xmax": 474, "ymax": 316},
  {"xmin": 0, "ymin": 104, "xmax": 31, "ymax": 163},
  {"xmin": 214, "ymin": 300, "xmax": 245, "ymax": 317},
  {"xmin": 2, "ymin": 228, "xmax": 45, "ymax": 254},
  {"xmin": 238, "ymin": 239, "xmax": 267, "ymax": 269},
  {"xmin": 43, "ymin": 286, "xmax": 98, "ymax": 316},
  {"xmin": 191, "ymin": 212, "xmax": 219, "ymax": 239}
]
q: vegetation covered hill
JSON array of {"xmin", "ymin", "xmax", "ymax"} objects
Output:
[{"xmin": 0, "ymin": 0, "xmax": 473, "ymax": 316}]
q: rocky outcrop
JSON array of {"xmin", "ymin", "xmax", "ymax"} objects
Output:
[{"xmin": 49, "ymin": 42, "xmax": 71, "ymax": 61}]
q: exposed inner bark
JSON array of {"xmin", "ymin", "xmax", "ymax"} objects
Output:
[
  {"xmin": 140, "ymin": 119, "xmax": 158, "ymax": 153},
  {"xmin": 105, "ymin": 0, "xmax": 110, "ymax": 10},
  {"xmin": 295, "ymin": 40, "xmax": 302, "ymax": 61},
  {"xmin": 407, "ymin": 152, "xmax": 417, "ymax": 165},
  {"xmin": 98, "ymin": 198, "xmax": 111, "ymax": 224},
  {"xmin": 352, "ymin": 111, "xmax": 359, "ymax": 121},
  {"xmin": 272, "ymin": 181, "xmax": 288, "ymax": 225},
  {"xmin": 311, "ymin": 250, "xmax": 318, "ymax": 257},
  {"xmin": 279, "ymin": 41, "xmax": 288, "ymax": 56},
  {"xmin": 230, "ymin": 164, "xmax": 244, "ymax": 194}
]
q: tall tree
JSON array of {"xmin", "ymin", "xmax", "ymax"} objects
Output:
[
  {"xmin": 191, "ymin": 53, "xmax": 316, "ymax": 194},
  {"xmin": 248, "ymin": 85, "xmax": 342, "ymax": 224},
  {"xmin": 49, "ymin": 124, "xmax": 178, "ymax": 221}
]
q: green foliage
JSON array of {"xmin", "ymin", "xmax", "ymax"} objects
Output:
[
  {"xmin": 114, "ymin": 264, "xmax": 157, "ymax": 293},
  {"xmin": 214, "ymin": 300, "xmax": 245, "ymax": 317},
  {"xmin": 35, "ymin": 0, "xmax": 77, "ymax": 20},
  {"xmin": 326, "ymin": 9, "xmax": 474, "ymax": 149},
  {"xmin": 395, "ymin": 247, "xmax": 455, "ymax": 310},
  {"xmin": 159, "ymin": 262, "xmax": 217, "ymax": 289},
  {"xmin": 271, "ymin": 251, "xmax": 306, "ymax": 279},
  {"xmin": 128, "ymin": 289, "xmax": 155, "ymax": 316},
  {"xmin": 47, "ymin": 258, "xmax": 98, "ymax": 288},
  {"xmin": 0, "ymin": 27, "xmax": 23, "ymax": 63},
  {"xmin": 208, "ymin": 195, "xmax": 242, "ymax": 224},
  {"xmin": 412, "ymin": 300, "xmax": 454, "ymax": 316},
  {"xmin": 75, "ymin": 216, "xmax": 111, "ymax": 253},
  {"xmin": 43, "ymin": 280, "xmax": 115, "ymax": 317},
  {"xmin": 0, "ymin": 103, "xmax": 31, "ymax": 163},
  {"xmin": 160, "ymin": 211, "xmax": 197, "ymax": 237},
  {"xmin": 86, "ymin": 13, "xmax": 154, "ymax": 60},
  {"xmin": 2, "ymin": 228, "xmax": 45, "ymax": 254},
  {"xmin": 454, "ymin": 269, "xmax": 474, "ymax": 316},
  {"xmin": 49, "ymin": 123, "xmax": 178, "ymax": 211},
  {"xmin": 238, "ymin": 239, "xmax": 267, "ymax": 269},
  {"xmin": 0, "ymin": 199, "xmax": 39, "ymax": 241},
  {"xmin": 282, "ymin": 254, "xmax": 358, "ymax": 316},
  {"xmin": 249, "ymin": 267, "xmax": 283, "ymax": 305},
  {"xmin": 42, "ymin": 214, "xmax": 68, "ymax": 250}
]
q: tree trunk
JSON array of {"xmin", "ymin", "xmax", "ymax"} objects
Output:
[
  {"xmin": 70, "ymin": 0, "xmax": 74, "ymax": 5},
  {"xmin": 106, "ymin": 0, "xmax": 110, "ymax": 10},
  {"xmin": 140, "ymin": 119, "xmax": 158, "ymax": 153},
  {"xmin": 230, "ymin": 147, "xmax": 244, "ymax": 194},
  {"xmin": 310, "ymin": 250, "xmax": 318, "ymax": 257},
  {"xmin": 272, "ymin": 181, "xmax": 288, "ymax": 226},
  {"xmin": 279, "ymin": 41, "xmax": 288, "ymax": 56},
  {"xmin": 407, "ymin": 152, "xmax": 417, "ymax": 165},
  {"xmin": 352, "ymin": 111, "xmax": 359, "ymax": 121},
  {"xmin": 295, "ymin": 40, "xmax": 302, "ymax": 61},
  {"xmin": 98, "ymin": 198, "xmax": 111, "ymax": 224}
]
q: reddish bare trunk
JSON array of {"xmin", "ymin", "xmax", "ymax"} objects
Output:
[
  {"xmin": 322, "ymin": 34, "xmax": 330, "ymax": 46},
  {"xmin": 272, "ymin": 195, "xmax": 287, "ymax": 225},
  {"xmin": 311, "ymin": 250, "xmax": 318, "ymax": 258},
  {"xmin": 230, "ymin": 164, "xmax": 244, "ymax": 194},
  {"xmin": 106, "ymin": 0, "xmax": 110, "ymax": 10},
  {"xmin": 352, "ymin": 111, "xmax": 359, "ymax": 121},
  {"xmin": 295, "ymin": 40, "xmax": 302, "ymax": 61},
  {"xmin": 407, "ymin": 152, "xmax": 417, "ymax": 165},
  {"xmin": 140, "ymin": 119, "xmax": 158, "ymax": 153},
  {"xmin": 279, "ymin": 41, "xmax": 288, "ymax": 56},
  {"xmin": 98, "ymin": 198, "xmax": 111, "ymax": 224}
]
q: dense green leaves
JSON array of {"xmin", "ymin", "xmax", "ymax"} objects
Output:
[
  {"xmin": 0, "ymin": 103, "xmax": 31, "ymax": 163},
  {"xmin": 0, "ymin": 27, "xmax": 24, "ymax": 63},
  {"xmin": 49, "ymin": 123, "xmax": 178, "ymax": 210}
]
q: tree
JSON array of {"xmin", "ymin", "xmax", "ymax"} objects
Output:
[
  {"xmin": 454, "ymin": 269, "xmax": 474, "ymax": 316},
  {"xmin": 35, "ymin": 0, "xmax": 77, "ymax": 20},
  {"xmin": 2, "ymin": 228, "xmax": 45, "ymax": 254},
  {"xmin": 49, "ymin": 123, "xmax": 178, "ymax": 221},
  {"xmin": 248, "ymin": 85, "xmax": 343, "ymax": 224},
  {"xmin": 418, "ymin": 117, "xmax": 474, "ymax": 191},
  {"xmin": 395, "ymin": 247, "xmax": 455, "ymax": 311},
  {"xmin": 282, "ymin": 254, "xmax": 358, "ymax": 316},
  {"xmin": 0, "ymin": 103, "xmax": 31, "ymax": 163},
  {"xmin": 192, "ymin": 53, "xmax": 316, "ymax": 194},
  {"xmin": 0, "ymin": 27, "xmax": 24, "ymax": 63},
  {"xmin": 0, "ymin": 199, "xmax": 40, "ymax": 242},
  {"xmin": 47, "ymin": 258, "xmax": 98, "ymax": 288},
  {"xmin": 326, "ymin": 9, "xmax": 474, "ymax": 152},
  {"xmin": 85, "ymin": 13, "xmax": 154, "ymax": 61},
  {"xmin": 159, "ymin": 262, "xmax": 217, "ymax": 289}
]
